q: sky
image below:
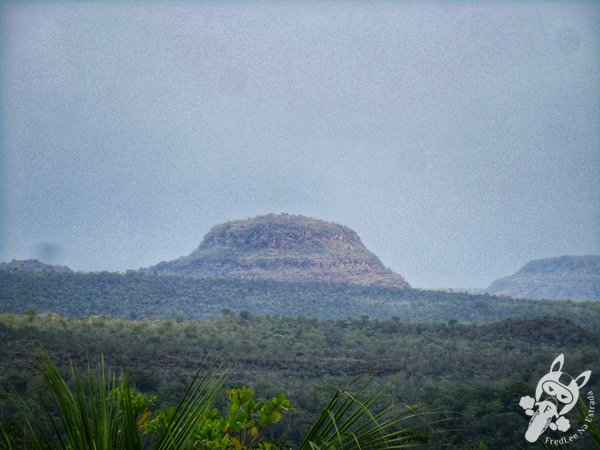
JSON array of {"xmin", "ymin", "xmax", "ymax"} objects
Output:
[{"xmin": 1, "ymin": 1, "xmax": 599, "ymax": 288}]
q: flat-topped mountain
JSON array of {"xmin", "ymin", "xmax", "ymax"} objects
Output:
[
  {"xmin": 486, "ymin": 255, "xmax": 600, "ymax": 300},
  {"xmin": 147, "ymin": 214, "xmax": 410, "ymax": 288},
  {"xmin": 0, "ymin": 259, "xmax": 73, "ymax": 273}
]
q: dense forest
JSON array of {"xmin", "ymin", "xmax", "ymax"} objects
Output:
[
  {"xmin": 2, "ymin": 312, "xmax": 599, "ymax": 448},
  {"xmin": 2, "ymin": 270, "xmax": 600, "ymax": 447},
  {"xmin": 1, "ymin": 271, "xmax": 600, "ymax": 331}
]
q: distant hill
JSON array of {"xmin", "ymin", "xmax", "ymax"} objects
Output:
[
  {"xmin": 146, "ymin": 214, "xmax": 410, "ymax": 288},
  {"xmin": 0, "ymin": 259, "xmax": 72, "ymax": 274},
  {"xmin": 486, "ymin": 255, "xmax": 600, "ymax": 300}
]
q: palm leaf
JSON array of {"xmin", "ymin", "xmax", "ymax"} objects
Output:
[
  {"xmin": 299, "ymin": 375, "xmax": 439, "ymax": 449},
  {"xmin": 8, "ymin": 348, "xmax": 143, "ymax": 450},
  {"xmin": 156, "ymin": 364, "xmax": 228, "ymax": 450}
]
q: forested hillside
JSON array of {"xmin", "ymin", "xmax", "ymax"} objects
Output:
[
  {"xmin": 2, "ymin": 270, "xmax": 600, "ymax": 331},
  {"xmin": 1, "ymin": 313, "xmax": 598, "ymax": 448},
  {"xmin": 2, "ymin": 261, "xmax": 599, "ymax": 447}
]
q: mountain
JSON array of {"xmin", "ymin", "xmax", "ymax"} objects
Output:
[
  {"xmin": 146, "ymin": 214, "xmax": 410, "ymax": 288},
  {"xmin": 486, "ymin": 255, "xmax": 600, "ymax": 300},
  {"xmin": 0, "ymin": 259, "xmax": 72, "ymax": 273}
]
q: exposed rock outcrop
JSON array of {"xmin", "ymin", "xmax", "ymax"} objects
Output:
[{"xmin": 147, "ymin": 214, "xmax": 410, "ymax": 288}]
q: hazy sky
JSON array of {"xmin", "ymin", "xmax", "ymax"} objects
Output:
[{"xmin": 1, "ymin": 1, "xmax": 599, "ymax": 288}]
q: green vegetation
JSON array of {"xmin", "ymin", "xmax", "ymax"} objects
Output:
[
  {"xmin": 1, "ymin": 313, "xmax": 598, "ymax": 448},
  {"xmin": 1, "ymin": 350, "xmax": 434, "ymax": 449},
  {"xmin": 2, "ymin": 271, "xmax": 600, "ymax": 331},
  {"xmin": 298, "ymin": 376, "xmax": 434, "ymax": 449},
  {"xmin": 2, "ymin": 246, "xmax": 598, "ymax": 448},
  {"xmin": 2, "ymin": 350, "xmax": 230, "ymax": 449}
]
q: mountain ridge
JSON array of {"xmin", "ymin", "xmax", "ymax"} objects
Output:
[{"xmin": 486, "ymin": 255, "xmax": 600, "ymax": 300}]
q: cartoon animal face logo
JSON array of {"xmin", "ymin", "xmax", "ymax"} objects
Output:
[
  {"xmin": 535, "ymin": 354, "xmax": 591, "ymax": 416},
  {"xmin": 519, "ymin": 354, "xmax": 592, "ymax": 443}
]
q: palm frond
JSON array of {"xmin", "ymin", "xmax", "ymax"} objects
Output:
[
  {"xmin": 299, "ymin": 375, "xmax": 437, "ymax": 449},
  {"xmin": 0, "ymin": 422, "xmax": 14, "ymax": 450},
  {"xmin": 9, "ymin": 348, "xmax": 144, "ymax": 450},
  {"xmin": 156, "ymin": 364, "xmax": 228, "ymax": 450}
]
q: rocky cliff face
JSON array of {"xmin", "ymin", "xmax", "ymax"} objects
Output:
[
  {"xmin": 486, "ymin": 255, "xmax": 600, "ymax": 300},
  {"xmin": 147, "ymin": 214, "xmax": 410, "ymax": 288}
]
